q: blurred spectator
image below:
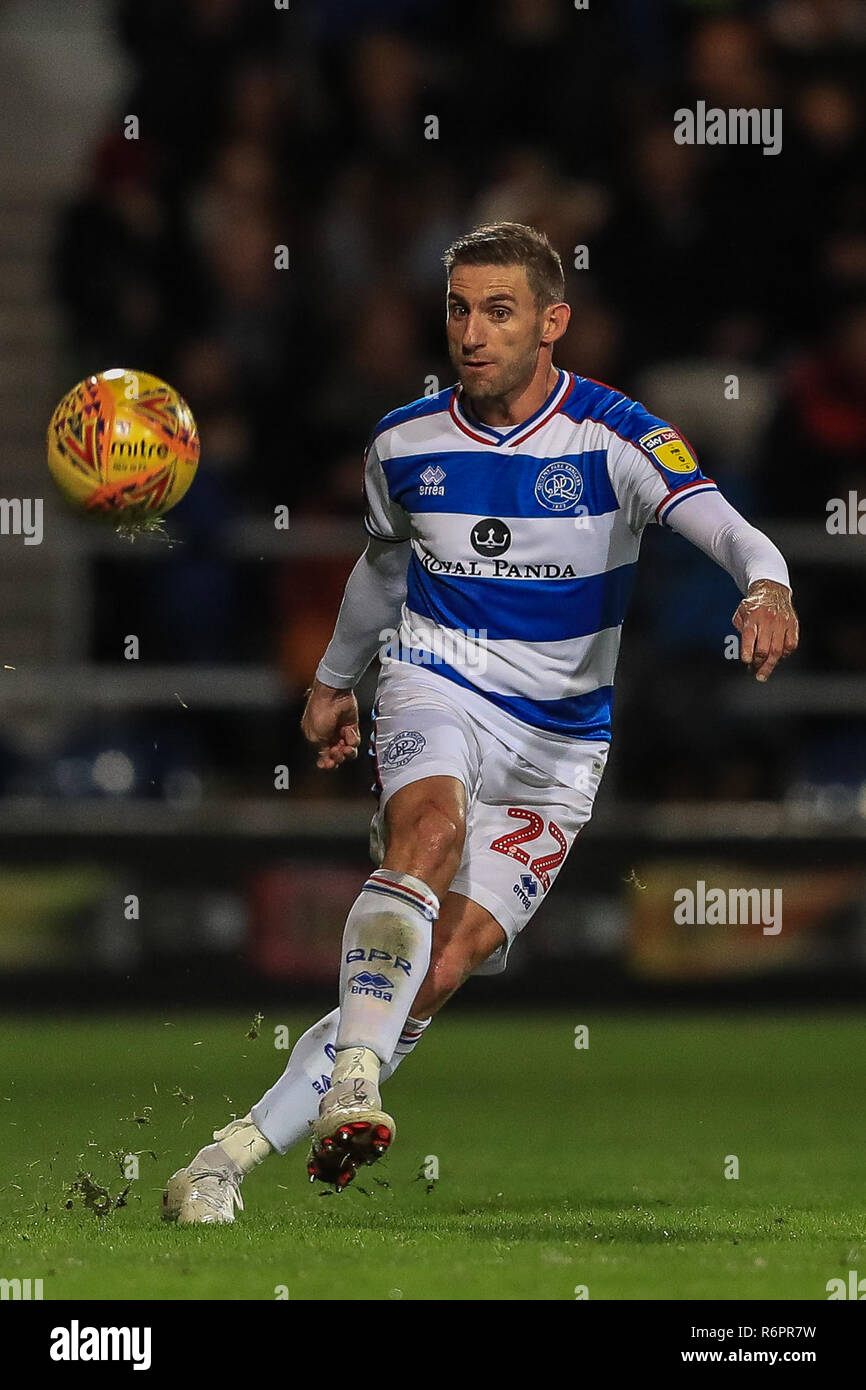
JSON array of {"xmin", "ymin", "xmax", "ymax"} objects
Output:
[
  {"xmin": 53, "ymin": 133, "xmax": 204, "ymax": 374},
  {"xmin": 761, "ymin": 300, "xmax": 866, "ymax": 518}
]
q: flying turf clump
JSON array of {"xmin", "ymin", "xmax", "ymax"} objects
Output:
[
  {"xmin": 114, "ymin": 515, "xmax": 171, "ymax": 542},
  {"xmin": 65, "ymin": 1171, "xmax": 131, "ymax": 1220}
]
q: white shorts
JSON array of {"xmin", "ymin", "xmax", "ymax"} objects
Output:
[{"xmin": 369, "ymin": 667, "xmax": 608, "ymax": 973}]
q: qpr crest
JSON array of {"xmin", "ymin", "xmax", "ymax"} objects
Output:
[
  {"xmin": 382, "ymin": 730, "xmax": 427, "ymax": 768},
  {"xmin": 535, "ymin": 460, "xmax": 583, "ymax": 512}
]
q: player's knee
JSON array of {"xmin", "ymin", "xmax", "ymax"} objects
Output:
[{"xmin": 388, "ymin": 802, "xmax": 464, "ymax": 875}]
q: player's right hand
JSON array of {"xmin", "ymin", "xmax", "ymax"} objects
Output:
[{"xmin": 301, "ymin": 679, "xmax": 361, "ymax": 770}]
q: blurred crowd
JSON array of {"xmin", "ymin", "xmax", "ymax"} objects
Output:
[{"xmin": 48, "ymin": 0, "xmax": 866, "ymax": 805}]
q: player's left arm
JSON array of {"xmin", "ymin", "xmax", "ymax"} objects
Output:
[
  {"xmin": 663, "ymin": 490, "xmax": 799, "ymax": 681},
  {"xmin": 605, "ymin": 421, "xmax": 798, "ymax": 681}
]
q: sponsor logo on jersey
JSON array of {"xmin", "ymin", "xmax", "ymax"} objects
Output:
[
  {"xmin": 382, "ymin": 730, "xmax": 427, "ymax": 767},
  {"xmin": 419, "ymin": 464, "xmax": 446, "ymax": 495},
  {"xmin": 639, "ymin": 428, "xmax": 697, "ymax": 474},
  {"xmin": 470, "ymin": 518, "xmax": 511, "ymax": 556},
  {"xmin": 419, "ymin": 551, "xmax": 483, "ymax": 576},
  {"xmin": 417, "ymin": 547, "xmax": 576, "ymax": 580},
  {"xmin": 491, "ymin": 560, "xmax": 576, "ymax": 578},
  {"xmin": 535, "ymin": 461, "xmax": 584, "ymax": 511}
]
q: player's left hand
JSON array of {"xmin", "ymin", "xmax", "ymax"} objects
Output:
[{"xmin": 732, "ymin": 579, "xmax": 799, "ymax": 682}]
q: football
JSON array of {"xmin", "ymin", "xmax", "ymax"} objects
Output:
[{"xmin": 46, "ymin": 368, "xmax": 199, "ymax": 522}]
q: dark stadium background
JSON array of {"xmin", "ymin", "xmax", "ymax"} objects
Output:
[{"xmin": 1, "ymin": 0, "xmax": 865, "ymax": 1011}]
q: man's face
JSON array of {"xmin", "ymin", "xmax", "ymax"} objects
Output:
[{"xmin": 446, "ymin": 263, "xmax": 548, "ymax": 401}]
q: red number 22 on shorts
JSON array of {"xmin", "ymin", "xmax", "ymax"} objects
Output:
[{"xmin": 489, "ymin": 808, "xmax": 568, "ymax": 892}]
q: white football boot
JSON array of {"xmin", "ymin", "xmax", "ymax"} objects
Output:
[{"xmin": 162, "ymin": 1124, "xmax": 250, "ymax": 1225}]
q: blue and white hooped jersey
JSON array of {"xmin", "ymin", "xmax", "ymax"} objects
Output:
[{"xmin": 364, "ymin": 369, "xmax": 716, "ymax": 765}]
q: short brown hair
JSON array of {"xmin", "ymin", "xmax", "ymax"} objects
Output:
[{"xmin": 442, "ymin": 222, "xmax": 565, "ymax": 310}]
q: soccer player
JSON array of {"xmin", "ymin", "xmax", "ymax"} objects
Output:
[{"xmin": 164, "ymin": 222, "xmax": 798, "ymax": 1222}]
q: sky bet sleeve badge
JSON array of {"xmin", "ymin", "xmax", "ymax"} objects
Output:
[{"xmin": 639, "ymin": 427, "xmax": 698, "ymax": 474}]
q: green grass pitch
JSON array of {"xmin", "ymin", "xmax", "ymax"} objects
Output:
[{"xmin": 0, "ymin": 1010, "xmax": 861, "ymax": 1300}]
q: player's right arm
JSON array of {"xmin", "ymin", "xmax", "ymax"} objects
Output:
[
  {"xmin": 302, "ymin": 537, "xmax": 410, "ymax": 767},
  {"xmin": 301, "ymin": 435, "xmax": 411, "ymax": 770}
]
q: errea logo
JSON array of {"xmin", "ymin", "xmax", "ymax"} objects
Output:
[
  {"xmin": 419, "ymin": 465, "xmax": 446, "ymax": 495},
  {"xmin": 349, "ymin": 971, "xmax": 394, "ymax": 1000},
  {"xmin": 349, "ymin": 971, "xmax": 393, "ymax": 990}
]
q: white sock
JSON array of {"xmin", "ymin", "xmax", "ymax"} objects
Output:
[
  {"xmin": 335, "ymin": 869, "xmax": 438, "ymax": 1064},
  {"xmin": 250, "ymin": 1006, "xmax": 431, "ymax": 1154},
  {"xmin": 212, "ymin": 1114, "xmax": 271, "ymax": 1174},
  {"xmin": 251, "ymin": 1008, "xmax": 340, "ymax": 1155},
  {"xmin": 391, "ymin": 1014, "xmax": 432, "ymax": 1063}
]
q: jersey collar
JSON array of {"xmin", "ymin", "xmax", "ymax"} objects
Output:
[{"xmin": 450, "ymin": 368, "xmax": 571, "ymax": 448}]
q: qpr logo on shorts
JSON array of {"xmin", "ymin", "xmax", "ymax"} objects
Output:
[
  {"xmin": 382, "ymin": 730, "xmax": 427, "ymax": 768},
  {"xmin": 535, "ymin": 461, "xmax": 584, "ymax": 512}
]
